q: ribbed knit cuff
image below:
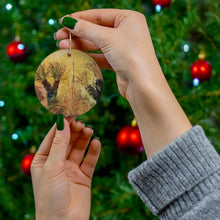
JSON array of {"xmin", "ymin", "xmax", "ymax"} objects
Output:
[{"xmin": 128, "ymin": 125, "xmax": 220, "ymax": 219}]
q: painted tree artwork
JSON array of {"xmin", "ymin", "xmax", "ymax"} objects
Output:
[{"xmin": 35, "ymin": 49, "xmax": 103, "ymax": 117}]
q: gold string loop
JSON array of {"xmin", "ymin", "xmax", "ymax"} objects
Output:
[{"xmin": 67, "ymin": 32, "xmax": 72, "ymax": 57}]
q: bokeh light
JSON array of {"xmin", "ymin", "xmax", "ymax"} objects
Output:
[
  {"xmin": 193, "ymin": 78, "xmax": 200, "ymax": 87},
  {"xmin": 5, "ymin": 3, "xmax": 13, "ymax": 10}
]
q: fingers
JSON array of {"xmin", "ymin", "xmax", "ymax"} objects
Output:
[
  {"xmin": 56, "ymin": 9, "xmax": 133, "ymax": 46},
  {"xmin": 80, "ymin": 138, "xmax": 101, "ymax": 179},
  {"xmin": 34, "ymin": 123, "xmax": 56, "ymax": 157},
  {"xmin": 45, "ymin": 119, "xmax": 71, "ymax": 167},
  {"xmin": 57, "ymin": 36, "xmax": 99, "ymax": 51},
  {"xmin": 65, "ymin": 117, "xmax": 76, "ymax": 124},
  {"xmin": 65, "ymin": 18, "xmax": 111, "ymax": 49},
  {"xmin": 57, "ymin": 36, "xmax": 112, "ymax": 69},
  {"xmin": 86, "ymin": 53, "xmax": 112, "ymax": 70},
  {"xmin": 32, "ymin": 117, "xmax": 75, "ymax": 164},
  {"xmin": 68, "ymin": 9, "xmax": 125, "ymax": 27},
  {"xmin": 54, "ymin": 27, "xmax": 69, "ymax": 40},
  {"xmin": 68, "ymin": 126, "xmax": 93, "ymax": 165},
  {"xmin": 66, "ymin": 120, "xmax": 85, "ymax": 157},
  {"xmin": 31, "ymin": 123, "xmax": 56, "ymax": 175}
]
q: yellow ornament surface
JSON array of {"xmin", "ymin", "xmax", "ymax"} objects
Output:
[{"xmin": 35, "ymin": 49, "xmax": 103, "ymax": 117}]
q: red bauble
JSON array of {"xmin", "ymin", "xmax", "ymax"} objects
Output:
[
  {"xmin": 191, "ymin": 60, "xmax": 212, "ymax": 82},
  {"xmin": 152, "ymin": 0, "xmax": 171, "ymax": 8},
  {"xmin": 116, "ymin": 125, "xmax": 144, "ymax": 155},
  {"xmin": 21, "ymin": 154, "xmax": 35, "ymax": 176},
  {"xmin": 7, "ymin": 41, "xmax": 28, "ymax": 62}
]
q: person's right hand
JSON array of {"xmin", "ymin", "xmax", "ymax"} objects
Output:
[
  {"xmin": 55, "ymin": 9, "xmax": 192, "ymax": 158},
  {"xmin": 55, "ymin": 9, "xmax": 160, "ymax": 99}
]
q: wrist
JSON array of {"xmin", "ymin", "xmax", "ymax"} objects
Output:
[
  {"xmin": 36, "ymin": 209, "xmax": 89, "ymax": 220},
  {"xmin": 126, "ymin": 60, "xmax": 192, "ymax": 157},
  {"xmin": 36, "ymin": 210, "xmax": 63, "ymax": 220},
  {"xmin": 126, "ymin": 58, "xmax": 166, "ymax": 107},
  {"xmin": 36, "ymin": 214, "xmax": 69, "ymax": 220},
  {"xmin": 125, "ymin": 52, "xmax": 164, "ymax": 98}
]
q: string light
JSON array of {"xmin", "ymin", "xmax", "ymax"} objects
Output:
[
  {"xmin": 155, "ymin": 5, "xmax": 162, "ymax": 12},
  {"xmin": 48, "ymin": 19, "xmax": 55, "ymax": 25},
  {"xmin": 183, "ymin": 44, "xmax": 190, "ymax": 52},
  {"xmin": 12, "ymin": 133, "xmax": 19, "ymax": 140},
  {"xmin": 17, "ymin": 43, "xmax": 25, "ymax": 50},
  {"xmin": 0, "ymin": 100, "xmax": 5, "ymax": 107},
  {"xmin": 5, "ymin": 3, "xmax": 13, "ymax": 10},
  {"xmin": 193, "ymin": 78, "xmax": 200, "ymax": 87}
]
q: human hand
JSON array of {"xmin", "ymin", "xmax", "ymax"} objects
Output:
[
  {"xmin": 55, "ymin": 9, "xmax": 160, "ymax": 99},
  {"xmin": 55, "ymin": 9, "xmax": 192, "ymax": 158},
  {"xmin": 31, "ymin": 116, "xmax": 101, "ymax": 220}
]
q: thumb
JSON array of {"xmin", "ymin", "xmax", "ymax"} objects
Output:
[
  {"xmin": 46, "ymin": 115, "xmax": 70, "ymax": 167},
  {"xmin": 61, "ymin": 16, "xmax": 110, "ymax": 49}
]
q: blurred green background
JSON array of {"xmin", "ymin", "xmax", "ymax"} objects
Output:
[{"xmin": 0, "ymin": 0, "xmax": 220, "ymax": 219}]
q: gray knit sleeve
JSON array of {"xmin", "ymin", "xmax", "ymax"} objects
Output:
[{"xmin": 128, "ymin": 125, "xmax": 220, "ymax": 220}]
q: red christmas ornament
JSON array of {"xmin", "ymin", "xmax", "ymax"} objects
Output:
[
  {"xmin": 21, "ymin": 154, "xmax": 35, "ymax": 176},
  {"xmin": 7, "ymin": 41, "xmax": 28, "ymax": 62},
  {"xmin": 116, "ymin": 125, "xmax": 144, "ymax": 155},
  {"xmin": 191, "ymin": 59, "xmax": 212, "ymax": 82},
  {"xmin": 152, "ymin": 0, "xmax": 171, "ymax": 8}
]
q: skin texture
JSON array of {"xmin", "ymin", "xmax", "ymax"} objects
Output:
[
  {"xmin": 55, "ymin": 9, "xmax": 192, "ymax": 157},
  {"xmin": 32, "ymin": 8, "xmax": 192, "ymax": 220},
  {"xmin": 31, "ymin": 119, "xmax": 101, "ymax": 220}
]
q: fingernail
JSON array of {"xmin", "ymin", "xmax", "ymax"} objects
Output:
[
  {"xmin": 94, "ymin": 136, "xmax": 100, "ymax": 141},
  {"xmin": 53, "ymin": 32, "xmax": 57, "ymax": 40},
  {"xmin": 86, "ymin": 124, "xmax": 93, "ymax": 129},
  {"xmin": 56, "ymin": 41, "xmax": 60, "ymax": 48},
  {"xmin": 57, "ymin": 114, "xmax": 64, "ymax": 130},
  {"xmin": 76, "ymin": 118, "xmax": 84, "ymax": 123},
  {"xmin": 62, "ymin": 17, "xmax": 78, "ymax": 29}
]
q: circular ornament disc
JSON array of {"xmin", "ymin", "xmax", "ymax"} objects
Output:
[{"xmin": 35, "ymin": 49, "xmax": 103, "ymax": 117}]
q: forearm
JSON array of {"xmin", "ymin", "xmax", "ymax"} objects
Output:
[{"xmin": 126, "ymin": 58, "xmax": 192, "ymax": 157}]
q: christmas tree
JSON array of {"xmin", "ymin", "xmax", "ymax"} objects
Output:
[{"xmin": 0, "ymin": 0, "xmax": 220, "ymax": 219}]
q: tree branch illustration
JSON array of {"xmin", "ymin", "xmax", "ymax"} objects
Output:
[{"xmin": 38, "ymin": 62, "xmax": 66, "ymax": 106}]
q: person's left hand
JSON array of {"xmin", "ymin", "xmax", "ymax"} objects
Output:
[{"xmin": 31, "ymin": 118, "xmax": 101, "ymax": 220}]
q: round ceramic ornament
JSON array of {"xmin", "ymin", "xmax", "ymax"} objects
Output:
[{"xmin": 35, "ymin": 49, "xmax": 103, "ymax": 117}]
